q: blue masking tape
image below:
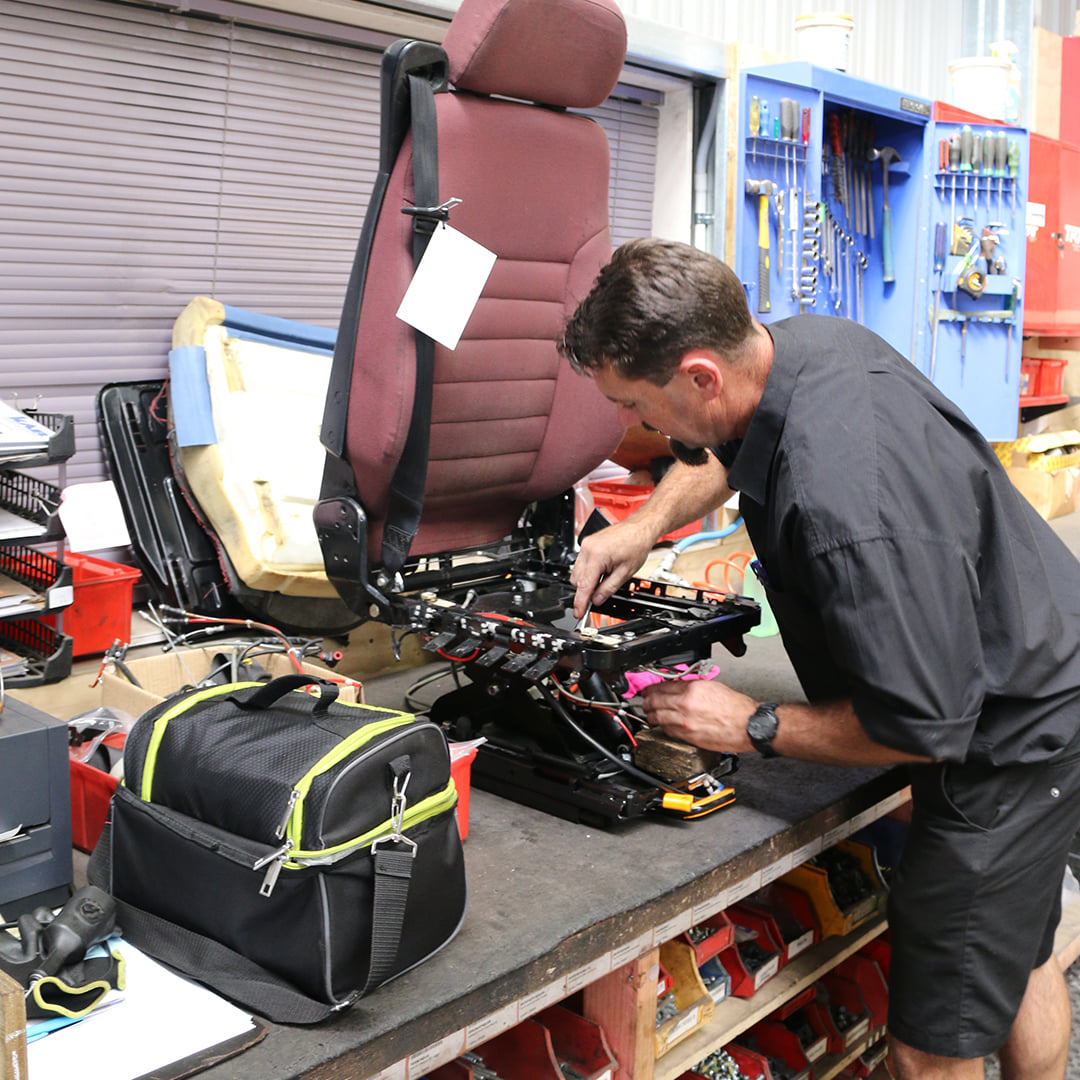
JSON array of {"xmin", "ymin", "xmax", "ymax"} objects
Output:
[{"xmin": 168, "ymin": 346, "xmax": 218, "ymax": 447}]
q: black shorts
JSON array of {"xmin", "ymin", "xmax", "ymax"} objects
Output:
[{"xmin": 887, "ymin": 733, "xmax": 1080, "ymax": 1058}]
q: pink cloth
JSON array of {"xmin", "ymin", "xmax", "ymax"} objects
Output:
[{"xmin": 623, "ymin": 665, "xmax": 720, "ymax": 698}]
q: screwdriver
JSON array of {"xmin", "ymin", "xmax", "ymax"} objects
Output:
[
  {"xmin": 948, "ymin": 134, "xmax": 960, "ymax": 238},
  {"xmin": 801, "ymin": 106, "xmax": 810, "ymax": 194},
  {"xmin": 930, "ymin": 221, "xmax": 947, "ymax": 381},
  {"xmin": 959, "ymin": 125, "xmax": 972, "ymax": 207},
  {"xmin": 1008, "ymin": 138, "xmax": 1020, "ymax": 221},
  {"xmin": 995, "ymin": 131, "xmax": 1007, "ymax": 220},
  {"xmin": 781, "ymin": 98, "xmax": 797, "ymax": 186},
  {"xmin": 749, "ymin": 95, "xmax": 760, "ymax": 162},
  {"xmin": 971, "ymin": 133, "xmax": 983, "ymax": 214}
]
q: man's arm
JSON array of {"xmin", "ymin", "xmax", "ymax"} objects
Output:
[
  {"xmin": 571, "ymin": 455, "xmax": 732, "ymax": 617},
  {"xmin": 640, "ymin": 678, "xmax": 930, "ymax": 766}
]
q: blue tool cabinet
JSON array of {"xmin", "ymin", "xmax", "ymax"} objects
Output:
[{"xmin": 735, "ymin": 63, "xmax": 1028, "ymax": 441}]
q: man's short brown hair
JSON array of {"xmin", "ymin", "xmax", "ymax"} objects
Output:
[{"xmin": 558, "ymin": 238, "xmax": 754, "ymax": 385}]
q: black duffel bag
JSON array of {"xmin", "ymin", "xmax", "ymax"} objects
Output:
[{"xmin": 90, "ymin": 673, "xmax": 467, "ymax": 1023}]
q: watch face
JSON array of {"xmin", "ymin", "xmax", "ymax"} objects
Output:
[{"xmin": 748, "ymin": 704, "xmax": 778, "ymax": 753}]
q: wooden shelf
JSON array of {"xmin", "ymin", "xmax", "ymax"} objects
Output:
[
  {"xmin": 813, "ymin": 1029, "xmax": 887, "ymax": 1080},
  {"xmin": 654, "ymin": 915, "xmax": 888, "ymax": 1080}
]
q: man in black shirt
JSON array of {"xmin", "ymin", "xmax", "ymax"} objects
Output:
[{"xmin": 562, "ymin": 238, "xmax": 1080, "ymax": 1080}]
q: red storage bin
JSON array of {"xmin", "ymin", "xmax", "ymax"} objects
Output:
[
  {"xmin": 47, "ymin": 553, "xmax": 140, "ymax": 657},
  {"xmin": 682, "ymin": 909, "xmax": 735, "ymax": 965},
  {"xmin": 1036, "ymin": 358, "xmax": 1067, "ymax": 397},
  {"xmin": 449, "ymin": 742, "xmax": 477, "ymax": 840},
  {"xmin": 1020, "ymin": 357, "xmax": 1041, "ymax": 397},
  {"xmin": 69, "ymin": 758, "xmax": 118, "ymax": 853},
  {"xmin": 725, "ymin": 1043, "xmax": 774, "ymax": 1080},
  {"xmin": 588, "ymin": 481, "xmax": 704, "ymax": 542}
]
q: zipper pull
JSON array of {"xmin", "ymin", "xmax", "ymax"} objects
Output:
[
  {"xmin": 275, "ymin": 789, "xmax": 301, "ymax": 840},
  {"xmin": 254, "ymin": 840, "xmax": 292, "ymax": 897}
]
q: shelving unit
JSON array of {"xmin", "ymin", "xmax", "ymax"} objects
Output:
[
  {"xmin": 187, "ymin": 757, "xmax": 911, "ymax": 1080},
  {"xmin": 0, "ymin": 410, "xmax": 75, "ymax": 687},
  {"xmin": 655, "ymin": 915, "xmax": 887, "ymax": 1080}
]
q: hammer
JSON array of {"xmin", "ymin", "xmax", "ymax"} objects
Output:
[
  {"xmin": 868, "ymin": 146, "xmax": 900, "ymax": 283},
  {"xmin": 745, "ymin": 179, "xmax": 776, "ymax": 313}
]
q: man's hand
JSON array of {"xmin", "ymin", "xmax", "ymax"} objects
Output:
[
  {"xmin": 640, "ymin": 678, "xmax": 756, "ymax": 753},
  {"xmin": 640, "ymin": 682, "xmax": 932, "ymax": 767},
  {"xmin": 570, "ymin": 518, "xmax": 657, "ymax": 618}
]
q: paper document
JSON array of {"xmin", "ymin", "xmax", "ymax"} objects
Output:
[
  {"xmin": 0, "ymin": 399, "xmax": 53, "ymax": 453},
  {"xmin": 27, "ymin": 938, "xmax": 257, "ymax": 1080},
  {"xmin": 396, "ymin": 223, "xmax": 497, "ymax": 350},
  {"xmin": 58, "ymin": 481, "xmax": 131, "ymax": 551}
]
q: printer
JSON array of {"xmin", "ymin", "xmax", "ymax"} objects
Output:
[{"xmin": 0, "ymin": 697, "xmax": 72, "ymax": 919}]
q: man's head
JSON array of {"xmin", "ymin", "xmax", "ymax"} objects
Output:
[
  {"xmin": 558, "ymin": 239, "xmax": 760, "ymax": 462},
  {"xmin": 559, "ymin": 238, "xmax": 755, "ymax": 384}
]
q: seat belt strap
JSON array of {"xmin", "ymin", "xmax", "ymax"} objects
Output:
[{"xmin": 380, "ymin": 71, "xmax": 439, "ymax": 575}]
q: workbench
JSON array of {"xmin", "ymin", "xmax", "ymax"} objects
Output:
[{"xmin": 185, "ymin": 629, "xmax": 911, "ymax": 1080}]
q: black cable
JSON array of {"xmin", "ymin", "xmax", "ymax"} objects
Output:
[
  {"xmin": 112, "ymin": 659, "xmax": 142, "ymax": 688},
  {"xmin": 536, "ymin": 679, "xmax": 681, "ymax": 794}
]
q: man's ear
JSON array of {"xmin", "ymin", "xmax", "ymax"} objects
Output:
[{"xmin": 679, "ymin": 352, "xmax": 724, "ymax": 399}]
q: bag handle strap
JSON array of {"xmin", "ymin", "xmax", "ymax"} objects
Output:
[{"xmin": 231, "ymin": 674, "xmax": 340, "ymax": 714}]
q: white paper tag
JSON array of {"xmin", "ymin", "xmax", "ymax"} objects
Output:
[
  {"xmin": 396, "ymin": 223, "xmax": 497, "ymax": 350},
  {"xmin": 59, "ymin": 481, "xmax": 132, "ymax": 551}
]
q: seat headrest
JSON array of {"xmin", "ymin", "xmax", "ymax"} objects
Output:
[{"xmin": 443, "ymin": 0, "xmax": 627, "ymax": 109}]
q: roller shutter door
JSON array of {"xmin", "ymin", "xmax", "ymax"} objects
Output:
[{"xmin": 0, "ymin": 0, "xmax": 660, "ymax": 485}]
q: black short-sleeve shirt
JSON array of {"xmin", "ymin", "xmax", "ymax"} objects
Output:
[{"xmin": 720, "ymin": 315, "xmax": 1080, "ymax": 765}]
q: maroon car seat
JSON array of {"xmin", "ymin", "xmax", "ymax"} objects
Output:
[{"xmin": 317, "ymin": 0, "xmax": 626, "ymax": 612}]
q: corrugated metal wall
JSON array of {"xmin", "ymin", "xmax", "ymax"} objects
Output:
[{"xmin": 616, "ymin": 0, "xmax": 963, "ymax": 103}]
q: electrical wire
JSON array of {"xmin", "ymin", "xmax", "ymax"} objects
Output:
[
  {"xmin": 536, "ymin": 679, "xmax": 680, "ymax": 793},
  {"xmin": 552, "ymin": 680, "xmax": 641, "ymax": 746}
]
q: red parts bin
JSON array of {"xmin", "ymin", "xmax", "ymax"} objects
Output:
[
  {"xmin": 1020, "ymin": 357, "xmax": 1041, "ymax": 397},
  {"xmin": 588, "ymin": 481, "xmax": 704, "ymax": 542},
  {"xmin": 449, "ymin": 742, "xmax": 477, "ymax": 841},
  {"xmin": 69, "ymin": 757, "xmax": 118, "ymax": 853},
  {"xmin": 1037, "ymin": 358, "xmax": 1067, "ymax": 397},
  {"xmin": 45, "ymin": 553, "xmax": 140, "ymax": 657}
]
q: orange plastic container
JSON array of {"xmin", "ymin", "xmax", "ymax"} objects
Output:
[
  {"xmin": 589, "ymin": 481, "xmax": 704, "ymax": 542},
  {"xmin": 48, "ymin": 553, "xmax": 140, "ymax": 657}
]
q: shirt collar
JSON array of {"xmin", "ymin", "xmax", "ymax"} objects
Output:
[{"xmin": 725, "ymin": 319, "xmax": 804, "ymax": 505}]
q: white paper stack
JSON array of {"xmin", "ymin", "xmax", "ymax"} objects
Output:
[{"xmin": 0, "ymin": 400, "xmax": 54, "ymax": 457}]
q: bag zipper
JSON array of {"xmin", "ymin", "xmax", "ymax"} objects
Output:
[
  {"xmin": 140, "ymin": 681, "xmax": 263, "ymax": 801},
  {"xmin": 291, "ymin": 779, "xmax": 457, "ymax": 868},
  {"xmin": 256, "ymin": 779, "xmax": 457, "ymax": 897},
  {"xmin": 278, "ymin": 715, "xmax": 417, "ymax": 843}
]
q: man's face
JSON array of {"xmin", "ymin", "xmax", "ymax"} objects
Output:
[{"xmin": 591, "ymin": 364, "xmax": 713, "ymax": 465}]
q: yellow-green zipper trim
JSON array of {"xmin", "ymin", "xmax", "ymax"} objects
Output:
[
  {"xmin": 285, "ymin": 779, "xmax": 457, "ymax": 868},
  {"xmin": 285, "ymin": 712, "xmax": 416, "ymax": 847},
  {"xmin": 140, "ymin": 682, "xmax": 263, "ymax": 802}
]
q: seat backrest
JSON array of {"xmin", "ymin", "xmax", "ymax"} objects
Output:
[{"xmin": 335, "ymin": 0, "xmax": 627, "ymax": 561}]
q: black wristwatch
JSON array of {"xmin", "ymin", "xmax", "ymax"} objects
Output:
[{"xmin": 747, "ymin": 702, "xmax": 781, "ymax": 758}]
